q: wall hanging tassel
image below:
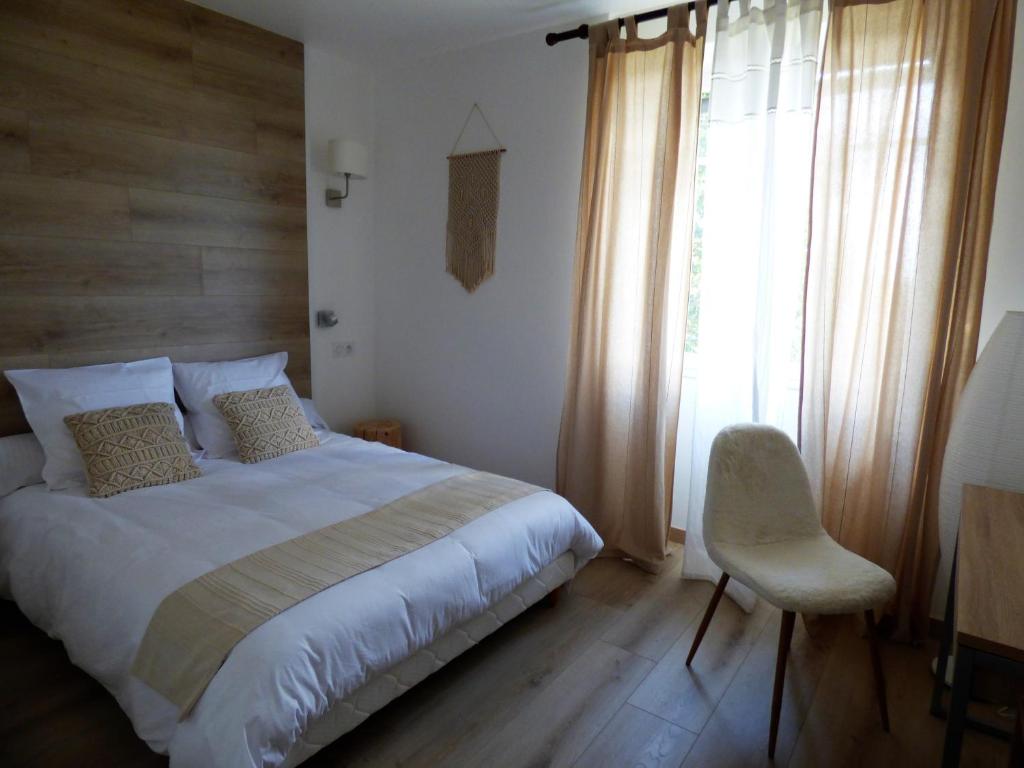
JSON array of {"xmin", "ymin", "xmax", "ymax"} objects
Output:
[{"xmin": 446, "ymin": 103, "xmax": 505, "ymax": 293}]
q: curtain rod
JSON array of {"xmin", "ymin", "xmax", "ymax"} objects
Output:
[{"xmin": 545, "ymin": 1, "xmax": 721, "ymax": 46}]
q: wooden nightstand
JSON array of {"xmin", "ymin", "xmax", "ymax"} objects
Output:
[{"xmin": 353, "ymin": 419, "xmax": 402, "ymax": 449}]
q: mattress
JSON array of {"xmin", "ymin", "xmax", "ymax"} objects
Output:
[{"xmin": 0, "ymin": 433, "xmax": 602, "ymax": 767}]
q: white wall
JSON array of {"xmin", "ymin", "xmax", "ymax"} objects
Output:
[
  {"xmin": 979, "ymin": 11, "xmax": 1024, "ymax": 349},
  {"xmin": 305, "ymin": 47, "xmax": 377, "ymax": 431},
  {"xmin": 932, "ymin": 7, "xmax": 1024, "ymax": 617},
  {"xmin": 371, "ymin": 31, "xmax": 588, "ymax": 487}
]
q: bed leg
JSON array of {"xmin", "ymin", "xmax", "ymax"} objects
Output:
[{"xmin": 544, "ymin": 585, "xmax": 564, "ymax": 608}]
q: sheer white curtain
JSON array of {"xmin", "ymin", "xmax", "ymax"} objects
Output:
[{"xmin": 679, "ymin": 0, "xmax": 824, "ymax": 609}]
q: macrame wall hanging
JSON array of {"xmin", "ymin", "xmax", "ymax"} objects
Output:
[{"xmin": 446, "ymin": 103, "xmax": 505, "ymax": 293}]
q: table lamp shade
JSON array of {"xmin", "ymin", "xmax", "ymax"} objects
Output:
[
  {"xmin": 329, "ymin": 139, "xmax": 369, "ymax": 179},
  {"xmin": 933, "ymin": 311, "xmax": 1024, "ymax": 615}
]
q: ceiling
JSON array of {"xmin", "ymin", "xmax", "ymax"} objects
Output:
[{"xmin": 188, "ymin": 0, "xmax": 663, "ymax": 68}]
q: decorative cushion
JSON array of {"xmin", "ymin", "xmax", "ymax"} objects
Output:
[
  {"xmin": 213, "ymin": 385, "xmax": 319, "ymax": 464},
  {"xmin": 64, "ymin": 403, "xmax": 202, "ymax": 498}
]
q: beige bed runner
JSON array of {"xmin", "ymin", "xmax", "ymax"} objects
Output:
[{"xmin": 131, "ymin": 470, "xmax": 543, "ymax": 717}]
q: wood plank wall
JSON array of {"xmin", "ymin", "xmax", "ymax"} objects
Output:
[{"xmin": 0, "ymin": 0, "xmax": 310, "ymax": 436}]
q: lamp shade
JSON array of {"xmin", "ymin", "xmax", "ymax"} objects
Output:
[
  {"xmin": 328, "ymin": 139, "xmax": 369, "ymax": 179},
  {"xmin": 932, "ymin": 311, "xmax": 1024, "ymax": 615}
]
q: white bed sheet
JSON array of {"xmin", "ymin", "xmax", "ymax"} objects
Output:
[{"xmin": 0, "ymin": 433, "xmax": 602, "ymax": 768}]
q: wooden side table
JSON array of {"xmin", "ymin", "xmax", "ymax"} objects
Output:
[
  {"xmin": 936, "ymin": 485, "xmax": 1024, "ymax": 767},
  {"xmin": 353, "ymin": 419, "xmax": 402, "ymax": 449}
]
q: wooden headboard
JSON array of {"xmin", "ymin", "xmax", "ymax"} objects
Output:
[{"xmin": 0, "ymin": 0, "xmax": 310, "ymax": 437}]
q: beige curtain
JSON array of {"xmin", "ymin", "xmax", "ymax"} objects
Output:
[
  {"xmin": 557, "ymin": 4, "xmax": 707, "ymax": 572},
  {"xmin": 801, "ymin": 0, "xmax": 1017, "ymax": 639}
]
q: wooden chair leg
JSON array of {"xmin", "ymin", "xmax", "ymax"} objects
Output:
[
  {"xmin": 769, "ymin": 610, "xmax": 796, "ymax": 759},
  {"xmin": 865, "ymin": 608, "xmax": 891, "ymax": 732},
  {"xmin": 686, "ymin": 573, "xmax": 730, "ymax": 667}
]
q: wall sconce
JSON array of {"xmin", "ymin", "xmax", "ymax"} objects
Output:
[{"xmin": 326, "ymin": 139, "xmax": 369, "ymax": 208}]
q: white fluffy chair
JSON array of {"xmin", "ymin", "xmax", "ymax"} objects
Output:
[{"xmin": 685, "ymin": 424, "xmax": 896, "ymax": 758}]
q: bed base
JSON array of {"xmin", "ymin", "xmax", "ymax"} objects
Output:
[{"xmin": 279, "ymin": 551, "xmax": 578, "ymax": 768}]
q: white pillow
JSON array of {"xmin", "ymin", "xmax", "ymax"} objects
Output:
[
  {"xmin": 182, "ymin": 413, "xmax": 203, "ymax": 453},
  {"xmin": 299, "ymin": 398, "xmax": 329, "ymax": 431},
  {"xmin": 4, "ymin": 357, "xmax": 183, "ymax": 490},
  {"xmin": 172, "ymin": 352, "xmax": 297, "ymax": 458},
  {"xmin": 0, "ymin": 433, "xmax": 46, "ymax": 497}
]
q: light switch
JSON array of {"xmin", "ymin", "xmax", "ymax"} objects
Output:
[{"xmin": 316, "ymin": 310, "xmax": 339, "ymax": 328}]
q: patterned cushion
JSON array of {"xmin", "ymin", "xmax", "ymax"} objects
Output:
[
  {"xmin": 64, "ymin": 403, "xmax": 202, "ymax": 498},
  {"xmin": 213, "ymin": 385, "xmax": 319, "ymax": 463}
]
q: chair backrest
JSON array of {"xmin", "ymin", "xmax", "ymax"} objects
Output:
[{"xmin": 703, "ymin": 424, "xmax": 824, "ymax": 550}]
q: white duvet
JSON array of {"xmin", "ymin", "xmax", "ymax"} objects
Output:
[{"xmin": 0, "ymin": 434, "xmax": 602, "ymax": 767}]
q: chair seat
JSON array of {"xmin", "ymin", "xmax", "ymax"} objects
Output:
[{"xmin": 710, "ymin": 534, "xmax": 896, "ymax": 615}]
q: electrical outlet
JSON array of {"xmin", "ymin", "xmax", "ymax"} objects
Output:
[{"xmin": 332, "ymin": 342, "xmax": 355, "ymax": 358}]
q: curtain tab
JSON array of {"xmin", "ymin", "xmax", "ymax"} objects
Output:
[
  {"xmin": 666, "ymin": 3, "xmax": 688, "ymax": 31},
  {"xmin": 625, "ymin": 16, "xmax": 639, "ymax": 39},
  {"xmin": 672, "ymin": 0, "xmax": 709, "ymax": 37},
  {"xmin": 695, "ymin": 0, "xmax": 709, "ymax": 36},
  {"xmin": 589, "ymin": 18, "xmax": 619, "ymax": 52}
]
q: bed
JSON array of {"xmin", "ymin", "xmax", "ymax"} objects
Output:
[{"xmin": 0, "ymin": 431, "xmax": 602, "ymax": 767}]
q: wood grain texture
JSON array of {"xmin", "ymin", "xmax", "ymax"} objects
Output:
[
  {"xmin": 0, "ymin": 172, "xmax": 131, "ymax": 240},
  {"xmin": 192, "ymin": 38, "xmax": 304, "ymax": 110},
  {"xmin": 574, "ymin": 704, "xmax": 697, "ymax": 768},
  {"xmin": 601, "ymin": 573, "xmax": 707, "ymax": 662},
  {"xmin": 957, "ymin": 485, "xmax": 1024, "ymax": 663},
  {"xmin": 187, "ymin": 4, "xmax": 303, "ymax": 70},
  {"xmin": 0, "ymin": 0, "xmax": 193, "ymax": 87},
  {"xmin": 628, "ymin": 592, "xmax": 774, "ymax": 733},
  {"xmin": 201, "ymin": 247, "xmax": 307, "ymax": 296},
  {"xmin": 789, "ymin": 614, "xmax": 1007, "ymax": 768},
  {"xmin": 0, "ymin": 295, "xmax": 307, "ymax": 356},
  {"xmin": 0, "ymin": 40, "xmax": 307, "ymax": 162},
  {"xmin": 0, "ymin": 106, "xmax": 29, "ymax": 172},
  {"xmin": 0, "ymin": 0, "xmax": 307, "ymax": 436},
  {"xmin": 680, "ymin": 612, "xmax": 838, "ymax": 768},
  {"xmin": 1, "ymin": 549, "xmax": 1010, "ymax": 767},
  {"xmin": 473, "ymin": 640, "xmax": 654, "ymax": 767},
  {"xmin": 30, "ymin": 119, "xmax": 306, "ymax": 207},
  {"xmin": 334, "ymin": 592, "xmax": 624, "ymax": 766},
  {"xmin": 0, "ymin": 235, "xmax": 201, "ymax": 296},
  {"xmin": 129, "ymin": 187, "xmax": 306, "ymax": 250},
  {"xmin": 0, "ymin": 42, "xmax": 255, "ymax": 154},
  {"xmin": 255, "ymin": 116, "xmax": 306, "ymax": 161}
]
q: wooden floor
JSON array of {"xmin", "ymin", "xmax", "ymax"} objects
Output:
[{"xmin": 0, "ymin": 547, "xmax": 1013, "ymax": 767}]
